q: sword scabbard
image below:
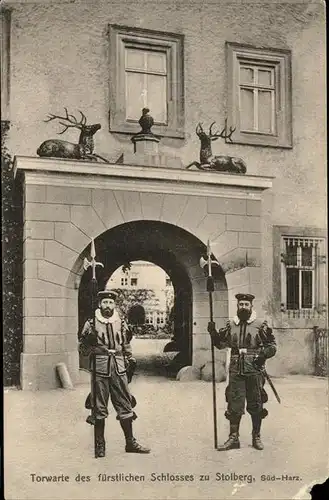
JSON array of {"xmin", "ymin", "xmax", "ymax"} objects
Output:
[{"xmin": 263, "ymin": 369, "xmax": 281, "ymax": 404}]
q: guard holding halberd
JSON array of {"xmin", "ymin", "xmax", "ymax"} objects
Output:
[
  {"xmin": 79, "ymin": 289, "xmax": 150, "ymax": 457},
  {"xmin": 208, "ymin": 293, "xmax": 277, "ymax": 451}
]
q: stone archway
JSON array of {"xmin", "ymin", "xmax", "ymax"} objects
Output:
[
  {"xmin": 15, "ymin": 156, "xmax": 271, "ymax": 389},
  {"xmin": 78, "ymin": 220, "xmax": 226, "ymax": 375}
]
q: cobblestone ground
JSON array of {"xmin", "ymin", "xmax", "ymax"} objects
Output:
[{"xmin": 4, "ymin": 343, "xmax": 329, "ymax": 500}]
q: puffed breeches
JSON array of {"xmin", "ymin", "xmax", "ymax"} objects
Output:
[
  {"xmin": 91, "ymin": 370, "xmax": 135, "ymax": 421},
  {"xmin": 224, "ymin": 372, "xmax": 268, "ymax": 421}
]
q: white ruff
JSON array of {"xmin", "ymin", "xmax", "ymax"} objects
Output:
[
  {"xmin": 95, "ymin": 308, "xmax": 120, "ymax": 324},
  {"xmin": 233, "ymin": 310, "xmax": 257, "ymax": 325}
]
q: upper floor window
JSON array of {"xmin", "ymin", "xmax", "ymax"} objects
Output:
[
  {"xmin": 121, "ymin": 277, "xmax": 128, "ymax": 287},
  {"xmin": 156, "ymin": 311, "xmax": 165, "ymax": 325},
  {"xmin": 227, "ymin": 43, "xmax": 292, "ymax": 148},
  {"xmin": 281, "ymin": 236, "xmax": 326, "ymax": 314},
  {"xmin": 165, "ymin": 278, "xmax": 172, "ymax": 287},
  {"xmin": 130, "ymin": 277, "xmax": 138, "ymax": 287},
  {"xmin": 108, "ymin": 25, "xmax": 185, "ymax": 139}
]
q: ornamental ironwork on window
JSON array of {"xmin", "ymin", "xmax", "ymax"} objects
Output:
[{"xmin": 280, "ymin": 236, "xmax": 326, "ymax": 314}]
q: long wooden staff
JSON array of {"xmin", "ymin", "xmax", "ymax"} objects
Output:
[
  {"xmin": 200, "ymin": 239, "xmax": 219, "ymax": 449},
  {"xmin": 83, "ymin": 238, "xmax": 104, "ymax": 457}
]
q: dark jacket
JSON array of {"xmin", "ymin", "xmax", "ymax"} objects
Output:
[{"xmin": 212, "ymin": 312, "xmax": 276, "ymax": 375}]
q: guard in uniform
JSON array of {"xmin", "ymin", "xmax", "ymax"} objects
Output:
[
  {"xmin": 208, "ymin": 293, "xmax": 276, "ymax": 451},
  {"xmin": 79, "ymin": 290, "xmax": 150, "ymax": 457}
]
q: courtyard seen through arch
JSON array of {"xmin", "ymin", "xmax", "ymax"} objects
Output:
[{"xmin": 78, "ymin": 220, "xmax": 227, "ymax": 378}]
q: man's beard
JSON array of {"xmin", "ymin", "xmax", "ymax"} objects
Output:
[
  {"xmin": 101, "ymin": 308, "xmax": 114, "ymax": 318},
  {"xmin": 237, "ymin": 309, "xmax": 252, "ymax": 322}
]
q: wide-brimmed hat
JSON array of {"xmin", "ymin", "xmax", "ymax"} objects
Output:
[
  {"xmin": 97, "ymin": 290, "xmax": 118, "ymax": 301},
  {"xmin": 235, "ymin": 293, "xmax": 255, "ymax": 303}
]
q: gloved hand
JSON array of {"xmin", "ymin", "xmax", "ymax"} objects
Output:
[
  {"xmin": 207, "ymin": 321, "xmax": 217, "ymax": 336},
  {"xmin": 253, "ymin": 353, "xmax": 266, "ymax": 369}
]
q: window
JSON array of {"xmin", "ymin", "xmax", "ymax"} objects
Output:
[
  {"xmin": 227, "ymin": 43, "xmax": 292, "ymax": 148},
  {"xmin": 108, "ymin": 24, "xmax": 184, "ymax": 139},
  {"xmin": 145, "ymin": 312, "xmax": 153, "ymax": 325},
  {"xmin": 166, "ymin": 278, "xmax": 172, "ymax": 287},
  {"xmin": 121, "ymin": 277, "xmax": 128, "ymax": 286},
  {"xmin": 281, "ymin": 236, "xmax": 326, "ymax": 315},
  {"xmin": 131, "ymin": 278, "xmax": 138, "ymax": 286},
  {"xmin": 156, "ymin": 311, "xmax": 165, "ymax": 325}
]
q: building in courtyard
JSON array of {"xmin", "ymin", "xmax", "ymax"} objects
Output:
[{"xmin": 107, "ymin": 261, "xmax": 173, "ymax": 328}]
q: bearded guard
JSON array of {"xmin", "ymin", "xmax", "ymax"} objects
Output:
[
  {"xmin": 208, "ymin": 293, "xmax": 277, "ymax": 451},
  {"xmin": 79, "ymin": 289, "xmax": 150, "ymax": 457}
]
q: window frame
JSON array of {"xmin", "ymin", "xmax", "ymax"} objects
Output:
[
  {"xmin": 273, "ymin": 226, "xmax": 327, "ymax": 319},
  {"xmin": 281, "ymin": 237, "xmax": 320, "ymax": 311},
  {"xmin": 226, "ymin": 42, "xmax": 292, "ymax": 148},
  {"xmin": 120, "ymin": 277, "xmax": 128, "ymax": 287},
  {"xmin": 108, "ymin": 24, "xmax": 185, "ymax": 139},
  {"xmin": 130, "ymin": 277, "xmax": 138, "ymax": 287}
]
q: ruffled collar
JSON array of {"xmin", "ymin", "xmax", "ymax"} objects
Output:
[
  {"xmin": 95, "ymin": 308, "xmax": 120, "ymax": 324},
  {"xmin": 233, "ymin": 310, "xmax": 257, "ymax": 325}
]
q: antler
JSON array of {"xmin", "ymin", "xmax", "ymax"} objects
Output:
[
  {"xmin": 196, "ymin": 122, "xmax": 204, "ymax": 136},
  {"xmin": 44, "ymin": 107, "xmax": 87, "ymax": 134},
  {"xmin": 209, "ymin": 119, "xmax": 236, "ymax": 142}
]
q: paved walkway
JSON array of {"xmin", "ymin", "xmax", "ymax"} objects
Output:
[{"xmin": 4, "ymin": 374, "xmax": 329, "ymax": 500}]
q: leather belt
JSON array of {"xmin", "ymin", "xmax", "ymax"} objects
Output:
[{"xmin": 231, "ymin": 349, "xmax": 259, "ymax": 356}]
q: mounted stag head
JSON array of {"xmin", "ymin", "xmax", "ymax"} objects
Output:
[
  {"xmin": 37, "ymin": 108, "xmax": 109, "ymax": 162},
  {"xmin": 186, "ymin": 119, "xmax": 247, "ymax": 174}
]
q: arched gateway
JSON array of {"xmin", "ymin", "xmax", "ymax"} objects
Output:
[
  {"xmin": 78, "ymin": 220, "xmax": 227, "ymax": 373},
  {"xmin": 14, "ymin": 156, "xmax": 272, "ymax": 390}
]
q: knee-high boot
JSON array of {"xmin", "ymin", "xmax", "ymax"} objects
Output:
[
  {"xmin": 251, "ymin": 414, "xmax": 264, "ymax": 450},
  {"xmin": 217, "ymin": 415, "xmax": 241, "ymax": 451},
  {"xmin": 95, "ymin": 419, "xmax": 106, "ymax": 458},
  {"xmin": 119, "ymin": 418, "xmax": 150, "ymax": 454}
]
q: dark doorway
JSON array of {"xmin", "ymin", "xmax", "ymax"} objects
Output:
[{"xmin": 128, "ymin": 304, "xmax": 146, "ymax": 325}]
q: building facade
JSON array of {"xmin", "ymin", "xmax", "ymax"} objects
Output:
[
  {"xmin": 107, "ymin": 261, "xmax": 173, "ymax": 328},
  {"xmin": 1, "ymin": 0, "xmax": 326, "ymax": 389}
]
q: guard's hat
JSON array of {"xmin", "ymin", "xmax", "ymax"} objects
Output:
[
  {"xmin": 97, "ymin": 290, "xmax": 118, "ymax": 301},
  {"xmin": 235, "ymin": 293, "xmax": 255, "ymax": 303}
]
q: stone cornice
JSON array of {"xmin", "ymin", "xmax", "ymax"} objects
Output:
[{"xmin": 14, "ymin": 156, "xmax": 273, "ymax": 199}]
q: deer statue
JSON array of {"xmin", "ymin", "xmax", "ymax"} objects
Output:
[
  {"xmin": 186, "ymin": 120, "xmax": 247, "ymax": 174},
  {"xmin": 37, "ymin": 108, "xmax": 109, "ymax": 162}
]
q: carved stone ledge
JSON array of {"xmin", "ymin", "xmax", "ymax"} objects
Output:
[{"xmin": 14, "ymin": 156, "xmax": 273, "ymax": 200}]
